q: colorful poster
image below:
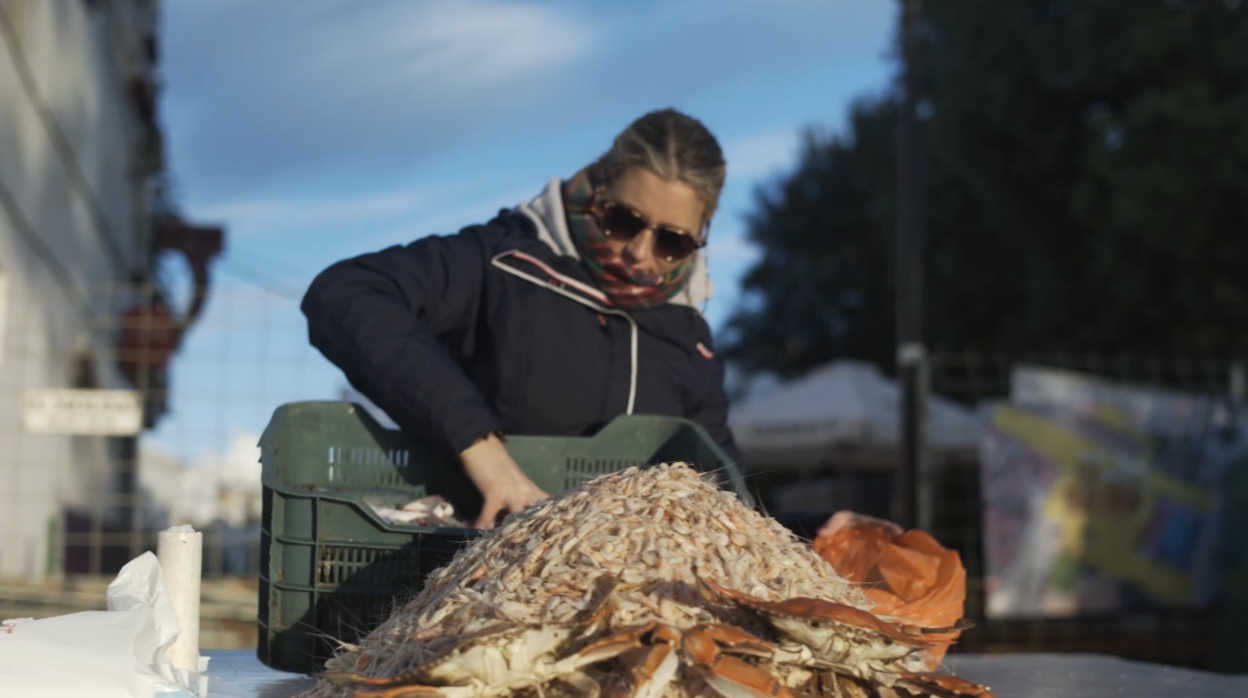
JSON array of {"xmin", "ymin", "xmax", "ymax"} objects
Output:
[{"xmin": 981, "ymin": 366, "xmax": 1247, "ymax": 618}]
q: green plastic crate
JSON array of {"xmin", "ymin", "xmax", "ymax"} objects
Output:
[{"xmin": 257, "ymin": 401, "xmax": 752, "ymax": 674}]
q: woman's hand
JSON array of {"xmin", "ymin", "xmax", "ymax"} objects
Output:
[
  {"xmin": 459, "ymin": 433, "xmax": 550, "ymax": 529},
  {"xmin": 817, "ymin": 510, "xmax": 905, "ymax": 539}
]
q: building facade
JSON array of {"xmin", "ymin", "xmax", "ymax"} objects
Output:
[{"xmin": 0, "ymin": 0, "xmax": 180, "ymax": 576}]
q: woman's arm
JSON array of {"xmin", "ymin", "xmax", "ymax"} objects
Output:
[
  {"xmin": 301, "ymin": 224, "xmax": 548, "ymax": 526},
  {"xmin": 302, "ymin": 227, "xmax": 502, "ymax": 455},
  {"xmin": 459, "ymin": 433, "xmax": 549, "ymax": 528}
]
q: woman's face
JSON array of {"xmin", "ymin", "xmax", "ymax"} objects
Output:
[{"xmin": 601, "ymin": 167, "xmax": 706, "ymax": 276}]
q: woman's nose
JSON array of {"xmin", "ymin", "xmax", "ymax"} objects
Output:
[{"xmin": 621, "ymin": 228, "xmax": 658, "ymax": 270}]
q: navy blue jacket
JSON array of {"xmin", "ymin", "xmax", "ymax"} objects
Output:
[{"xmin": 301, "ymin": 207, "xmax": 740, "ymax": 463}]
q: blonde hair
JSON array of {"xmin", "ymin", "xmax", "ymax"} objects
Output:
[{"xmin": 593, "ymin": 109, "xmax": 727, "ymax": 224}]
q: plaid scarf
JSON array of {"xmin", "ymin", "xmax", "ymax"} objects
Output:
[{"xmin": 562, "ymin": 169, "xmax": 692, "ymax": 309}]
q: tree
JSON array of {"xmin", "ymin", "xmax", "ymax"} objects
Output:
[
  {"xmin": 724, "ymin": 0, "xmax": 1248, "ymax": 377},
  {"xmin": 924, "ymin": 0, "xmax": 1248, "ymax": 354},
  {"xmin": 722, "ymin": 98, "xmax": 899, "ymax": 377}
]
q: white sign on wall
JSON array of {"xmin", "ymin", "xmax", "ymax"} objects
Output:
[{"xmin": 22, "ymin": 389, "xmax": 144, "ymax": 436}]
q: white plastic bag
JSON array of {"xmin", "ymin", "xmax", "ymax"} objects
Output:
[{"xmin": 0, "ymin": 552, "xmax": 202, "ymax": 698}]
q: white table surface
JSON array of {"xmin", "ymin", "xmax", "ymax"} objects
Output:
[{"xmin": 205, "ymin": 650, "xmax": 1248, "ymax": 698}]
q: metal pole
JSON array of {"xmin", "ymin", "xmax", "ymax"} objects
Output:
[
  {"xmin": 893, "ymin": 0, "xmax": 926, "ymax": 531},
  {"xmin": 118, "ymin": 435, "xmax": 141, "ymax": 562},
  {"xmin": 917, "ymin": 356, "xmax": 933, "ymax": 533},
  {"xmin": 1231, "ymin": 362, "xmax": 1246, "ymax": 407}
]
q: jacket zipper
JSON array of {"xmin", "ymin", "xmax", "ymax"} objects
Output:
[{"xmin": 489, "ymin": 250, "xmax": 639, "ymax": 415}]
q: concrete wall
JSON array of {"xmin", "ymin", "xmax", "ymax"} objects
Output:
[{"xmin": 0, "ymin": 0, "xmax": 160, "ymax": 576}]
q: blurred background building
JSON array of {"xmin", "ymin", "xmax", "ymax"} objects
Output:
[
  {"xmin": 0, "ymin": 0, "xmax": 223, "ymax": 577},
  {"xmin": 0, "ymin": 0, "xmax": 163, "ymax": 577}
]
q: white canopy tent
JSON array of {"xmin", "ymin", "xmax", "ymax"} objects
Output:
[{"xmin": 728, "ymin": 360, "xmax": 984, "ymax": 472}]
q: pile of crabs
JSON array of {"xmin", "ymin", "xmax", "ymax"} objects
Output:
[{"xmin": 305, "ymin": 464, "xmax": 992, "ymax": 698}]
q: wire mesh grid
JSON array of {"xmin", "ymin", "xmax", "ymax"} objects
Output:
[
  {"xmin": 927, "ymin": 351, "xmax": 1244, "ymax": 672},
  {"xmin": 0, "ymin": 278, "xmax": 338, "ymax": 581},
  {"xmin": 740, "ymin": 352, "xmax": 1244, "ymax": 671},
  {"xmin": 3, "ymin": 273, "xmax": 1245, "ymax": 666},
  {"xmin": 930, "ymin": 352, "xmax": 1241, "ymax": 406}
]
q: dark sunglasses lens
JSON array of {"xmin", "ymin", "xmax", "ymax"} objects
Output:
[
  {"xmin": 600, "ymin": 205, "xmax": 647, "ymax": 240},
  {"xmin": 655, "ymin": 228, "xmax": 699, "ymax": 261}
]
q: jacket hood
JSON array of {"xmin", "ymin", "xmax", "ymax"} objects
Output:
[{"xmin": 513, "ymin": 177, "xmax": 714, "ymax": 315}]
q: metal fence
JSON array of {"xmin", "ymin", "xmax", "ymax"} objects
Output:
[
  {"xmin": 930, "ymin": 352, "xmax": 1244, "ymax": 405},
  {"xmin": 0, "ymin": 278, "xmax": 335, "ymax": 581},
  {"xmin": 926, "ymin": 351, "xmax": 1244, "ymax": 672},
  {"xmin": 3, "ymin": 272, "xmax": 1246, "ymax": 667},
  {"xmin": 740, "ymin": 352, "xmax": 1245, "ymax": 672}
]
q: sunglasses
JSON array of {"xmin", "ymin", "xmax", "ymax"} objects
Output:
[{"xmin": 590, "ymin": 192, "xmax": 708, "ymax": 263}]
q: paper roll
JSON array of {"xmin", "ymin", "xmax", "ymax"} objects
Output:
[{"xmin": 157, "ymin": 527, "xmax": 203, "ymax": 675}]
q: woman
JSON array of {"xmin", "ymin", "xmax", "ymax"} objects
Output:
[{"xmin": 302, "ymin": 109, "xmax": 737, "ymax": 529}]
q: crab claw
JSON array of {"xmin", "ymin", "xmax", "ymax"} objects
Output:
[
  {"xmin": 322, "ymin": 609, "xmax": 612, "ymax": 698},
  {"xmin": 680, "ymin": 626, "xmax": 797, "ymax": 698},
  {"xmin": 354, "ymin": 688, "xmax": 455, "ymax": 698},
  {"xmin": 697, "ymin": 578, "xmax": 947, "ymax": 671},
  {"xmin": 316, "ymin": 672, "xmax": 434, "ymax": 693},
  {"xmin": 700, "ymin": 654, "xmax": 796, "ymax": 698},
  {"xmin": 898, "ymin": 619, "xmax": 975, "ymax": 637},
  {"xmin": 896, "ymin": 672, "xmax": 994, "ymax": 698},
  {"xmin": 621, "ymin": 641, "xmax": 681, "ymax": 698},
  {"xmin": 561, "ymin": 670, "xmax": 603, "ymax": 698},
  {"xmin": 562, "ymin": 624, "xmax": 683, "ymax": 698},
  {"xmin": 327, "ymin": 681, "xmax": 474, "ymax": 698},
  {"xmin": 559, "ymin": 622, "xmax": 660, "ymax": 669},
  {"xmin": 317, "ymin": 673, "xmax": 475, "ymax": 698},
  {"xmin": 319, "ymin": 672, "xmax": 363, "ymax": 687}
]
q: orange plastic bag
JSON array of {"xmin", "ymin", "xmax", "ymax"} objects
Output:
[{"xmin": 813, "ymin": 522, "xmax": 967, "ymax": 668}]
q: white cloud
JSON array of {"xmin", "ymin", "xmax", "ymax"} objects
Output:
[
  {"xmin": 369, "ymin": 184, "xmax": 541, "ymax": 247},
  {"xmin": 164, "ymin": 1, "xmax": 598, "ymax": 202},
  {"xmin": 195, "ymin": 190, "xmax": 430, "ymax": 232},
  {"xmin": 391, "ymin": 1, "xmax": 596, "ymax": 83},
  {"xmin": 164, "ymin": 0, "xmax": 893, "ymax": 209},
  {"xmin": 185, "ymin": 178, "xmax": 541, "ymax": 253}
]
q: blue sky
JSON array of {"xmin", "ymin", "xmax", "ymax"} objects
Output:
[{"xmin": 147, "ymin": 0, "xmax": 898, "ymax": 461}]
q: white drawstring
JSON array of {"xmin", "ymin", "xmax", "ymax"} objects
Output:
[{"xmin": 491, "ymin": 251, "xmax": 639, "ymax": 414}]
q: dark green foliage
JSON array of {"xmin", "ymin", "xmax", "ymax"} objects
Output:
[
  {"xmin": 722, "ymin": 100, "xmax": 899, "ymax": 376},
  {"xmin": 724, "ymin": 0, "xmax": 1248, "ymax": 377}
]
